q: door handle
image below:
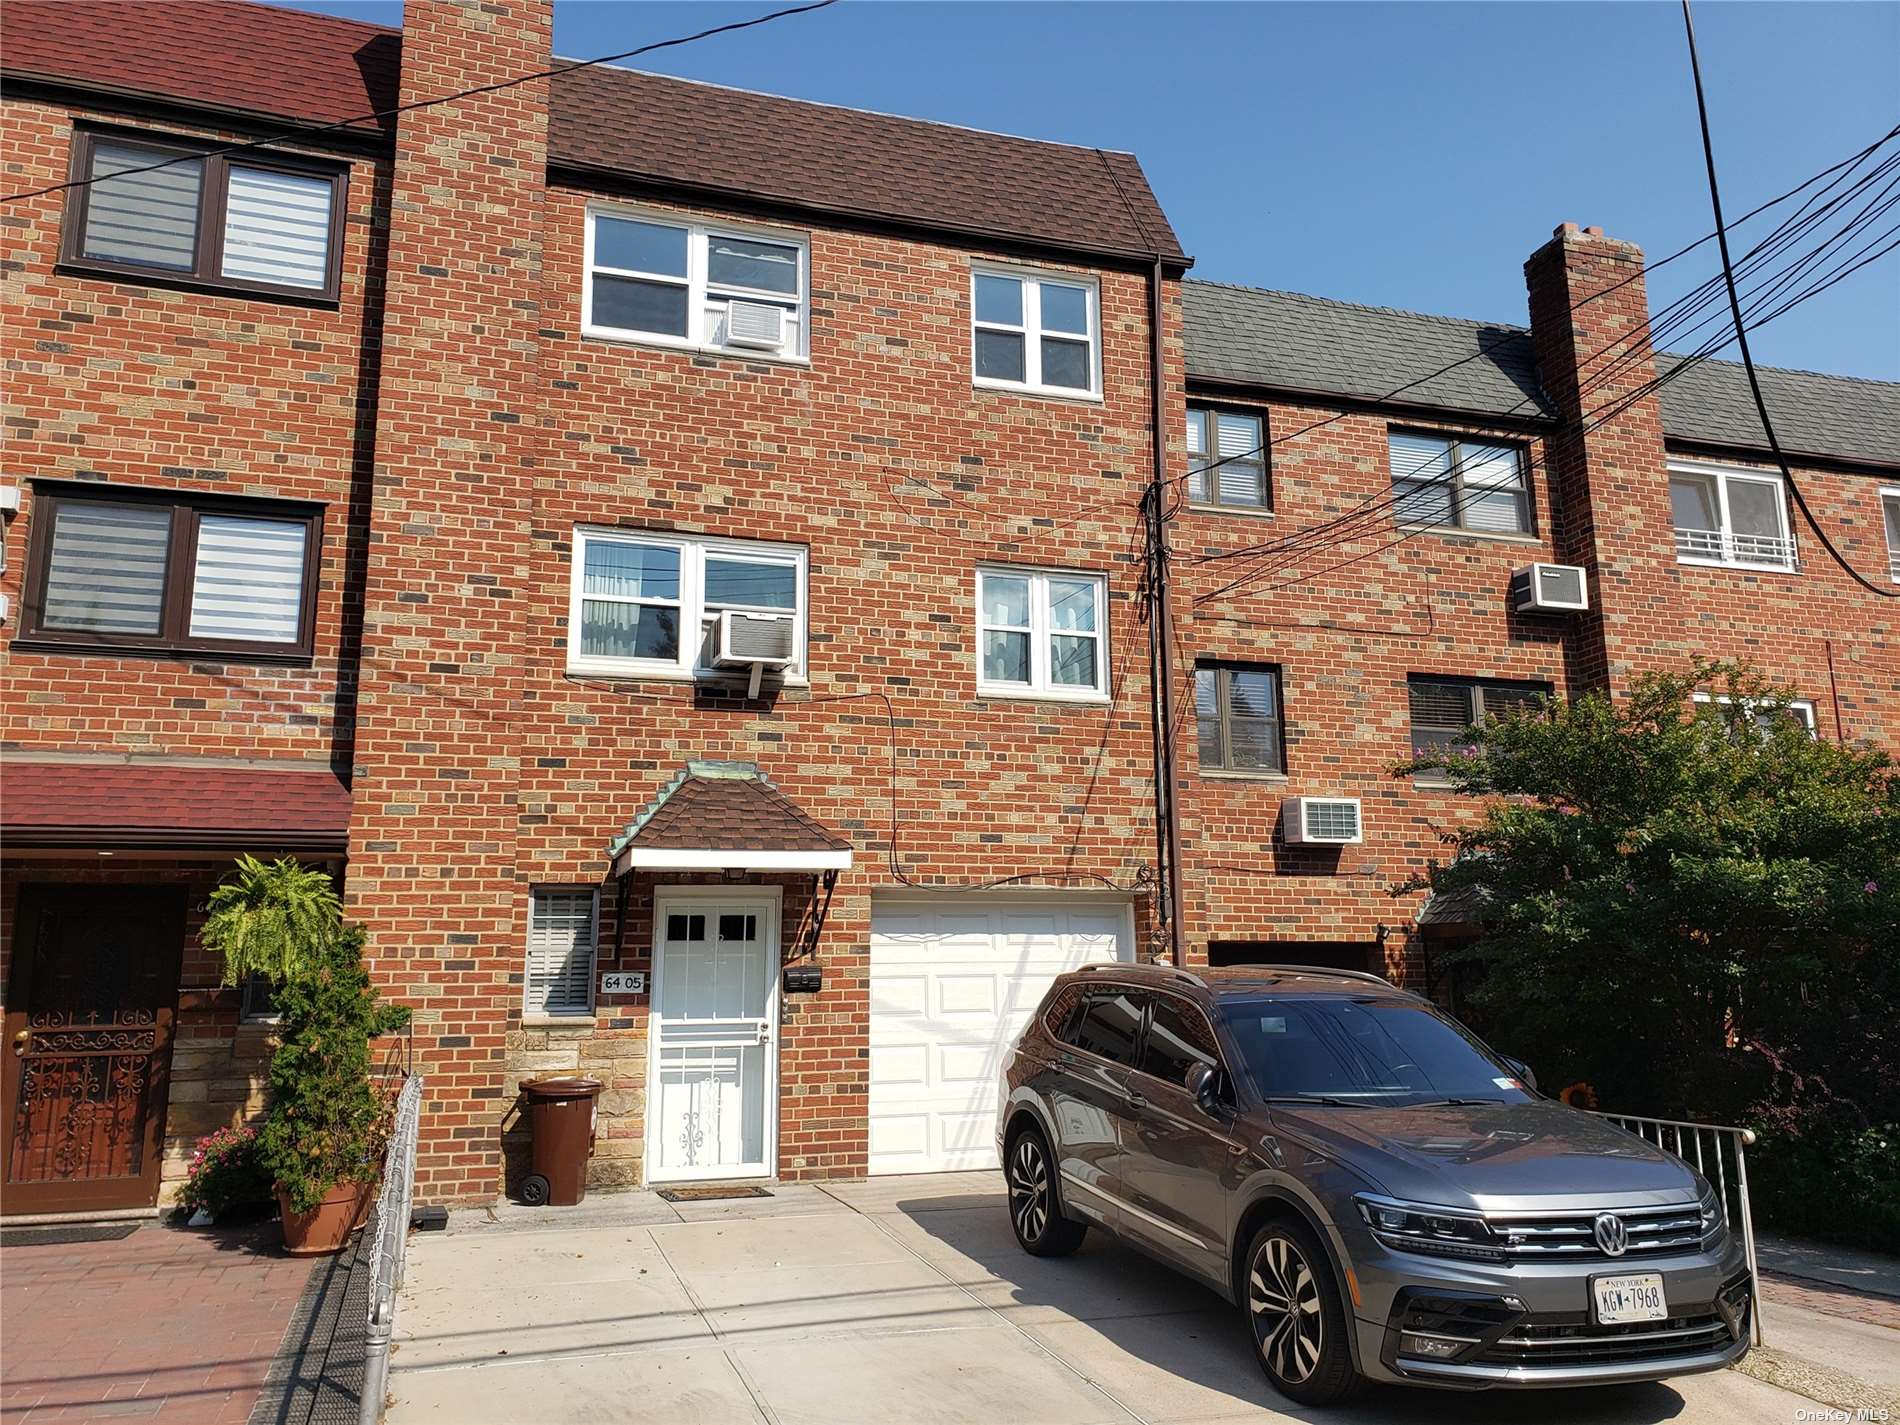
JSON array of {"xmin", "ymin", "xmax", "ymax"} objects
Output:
[
  {"xmin": 11, "ymin": 1029, "xmax": 28, "ymax": 1057},
  {"xmin": 1125, "ymin": 1093, "xmax": 1147, "ymax": 1111}
]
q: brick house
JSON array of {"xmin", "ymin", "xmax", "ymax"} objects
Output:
[{"xmin": 2, "ymin": 0, "xmax": 1893, "ymax": 1214}]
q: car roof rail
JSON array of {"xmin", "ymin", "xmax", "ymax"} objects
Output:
[
  {"xmin": 1168, "ymin": 969, "xmax": 1208, "ymax": 989},
  {"xmin": 1254, "ymin": 964, "xmax": 1395, "ymax": 987}
]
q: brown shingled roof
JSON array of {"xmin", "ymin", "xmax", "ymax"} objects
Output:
[
  {"xmin": 608, "ymin": 762, "xmax": 850, "ymax": 870},
  {"xmin": 2, "ymin": 0, "xmax": 1185, "ymax": 264},
  {"xmin": 2, "ymin": 761, "xmax": 352, "ymax": 850}
]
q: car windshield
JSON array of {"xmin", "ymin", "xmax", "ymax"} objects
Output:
[{"xmin": 1217, "ymin": 995, "xmax": 1534, "ymax": 1107}]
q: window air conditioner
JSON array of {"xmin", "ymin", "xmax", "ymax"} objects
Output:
[
  {"xmin": 1282, "ymin": 796, "xmax": 1364, "ymax": 846},
  {"xmin": 1511, "ymin": 562, "xmax": 1589, "ymax": 614},
  {"xmin": 715, "ymin": 610, "xmax": 797, "ymax": 696},
  {"xmin": 725, "ymin": 300, "xmax": 787, "ymax": 351}
]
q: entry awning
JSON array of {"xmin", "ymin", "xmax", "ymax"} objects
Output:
[
  {"xmin": 1415, "ymin": 885, "xmax": 1489, "ymax": 930},
  {"xmin": 1, "ymin": 759, "xmax": 352, "ymax": 851},
  {"xmin": 607, "ymin": 761, "xmax": 853, "ymax": 877}
]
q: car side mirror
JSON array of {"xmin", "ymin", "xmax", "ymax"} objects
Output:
[
  {"xmin": 1185, "ymin": 1061, "xmax": 1223, "ymax": 1114},
  {"xmin": 1502, "ymin": 1056, "xmax": 1538, "ymax": 1093}
]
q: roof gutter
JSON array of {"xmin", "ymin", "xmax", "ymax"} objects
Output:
[{"xmin": 1185, "ymin": 375, "xmax": 1559, "ymax": 431}]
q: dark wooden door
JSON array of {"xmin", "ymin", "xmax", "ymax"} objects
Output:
[{"xmin": 2, "ymin": 885, "xmax": 188, "ymax": 1214}]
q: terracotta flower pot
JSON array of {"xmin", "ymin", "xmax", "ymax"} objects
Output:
[{"xmin": 276, "ymin": 1178, "xmax": 376, "ymax": 1256}]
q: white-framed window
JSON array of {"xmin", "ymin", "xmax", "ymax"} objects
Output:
[
  {"xmin": 1880, "ymin": 487, "xmax": 1900, "ymax": 583},
  {"xmin": 1668, "ymin": 460, "xmax": 1797, "ymax": 571},
  {"xmin": 1187, "ymin": 407, "xmax": 1269, "ymax": 510},
  {"xmin": 582, "ymin": 204, "xmax": 808, "ymax": 360},
  {"xmin": 525, "ymin": 887, "xmax": 599, "ymax": 1018},
  {"xmin": 1692, "ymin": 691, "xmax": 1818, "ymax": 739},
  {"xmin": 1388, "ymin": 430, "xmax": 1533, "ymax": 535},
  {"xmin": 975, "ymin": 567, "xmax": 1108, "ymax": 700},
  {"xmin": 567, "ymin": 527, "xmax": 807, "ymax": 681},
  {"xmin": 971, "ymin": 266, "xmax": 1100, "ymax": 398}
]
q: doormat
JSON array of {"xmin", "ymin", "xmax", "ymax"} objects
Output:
[
  {"xmin": 656, "ymin": 1185, "xmax": 774, "ymax": 1203},
  {"xmin": 1, "ymin": 1222, "xmax": 140, "ymax": 1248}
]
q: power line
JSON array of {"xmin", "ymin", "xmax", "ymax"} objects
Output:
[
  {"xmin": 1, "ymin": 0, "xmax": 841, "ymax": 205},
  {"xmin": 1678, "ymin": 0, "xmax": 1899, "ymax": 598}
]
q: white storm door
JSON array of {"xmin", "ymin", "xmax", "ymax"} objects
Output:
[{"xmin": 648, "ymin": 893, "xmax": 778, "ymax": 1182}]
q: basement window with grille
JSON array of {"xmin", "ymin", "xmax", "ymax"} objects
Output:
[
  {"xmin": 60, "ymin": 128, "xmax": 345, "ymax": 301},
  {"xmin": 526, "ymin": 887, "xmax": 599, "ymax": 1018},
  {"xmin": 17, "ymin": 483, "xmax": 321, "ymax": 660}
]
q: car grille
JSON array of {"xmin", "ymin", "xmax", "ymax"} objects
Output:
[
  {"xmin": 1487, "ymin": 1201, "xmax": 1708, "ymax": 1260},
  {"xmin": 1473, "ymin": 1310, "xmax": 1735, "ymax": 1368}
]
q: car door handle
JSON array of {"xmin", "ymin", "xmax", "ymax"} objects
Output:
[{"xmin": 1125, "ymin": 1093, "xmax": 1147, "ymax": 1111}]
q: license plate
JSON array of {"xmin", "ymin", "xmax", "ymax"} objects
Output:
[{"xmin": 1593, "ymin": 1272, "xmax": 1668, "ymax": 1324}]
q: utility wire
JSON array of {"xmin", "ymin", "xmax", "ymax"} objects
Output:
[
  {"xmin": 1679, "ymin": 0, "xmax": 1898, "ymax": 598},
  {"xmin": 2, "ymin": 0, "xmax": 842, "ymax": 204}
]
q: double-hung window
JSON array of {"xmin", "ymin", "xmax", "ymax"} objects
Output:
[
  {"xmin": 1880, "ymin": 488, "xmax": 1900, "ymax": 583},
  {"xmin": 582, "ymin": 206, "xmax": 808, "ymax": 358},
  {"xmin": 976, "ymin": 567, "xmax": 1107, "ymax": 699},
  {"xmin": 62, "ymin": 129, "xmax": 344, "ymax": 299},
  {"xmin": 971, "ymin": 267, "xmax": 1099, "ymax": 397},
  {"xmin": 1187, "ymin": 407, "xmax": 1269, "ymax": 510},
  {"xmin": 1408, "ymin": 676, "xmax": 1550, "ymax": 759},
  {"xmin": 1388, "ymin": 431, "xmax": 1532, "ymax": 535},
  {"xmin": 525, "ymin": 888, "xmax": 598, "ymax": 1018},
  {"xmin": 568, "ymin": 527, "xmax": 807, "ymax": 680},
  {"xmin": 20, "ymin": 484, "xmax": 321, "ymax": 659},
  {"xmin": 1692, "ymin": 691, "xmax": 1817, "ymax": 739},
  {"xmin": 1668, "ymin": 461, "xmax": 1796, "ymax": 571},
  {"xmin": 1194, "ymin": 662, "xmax": 1285, "ymax": 774}
]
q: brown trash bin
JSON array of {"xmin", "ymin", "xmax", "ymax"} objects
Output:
[{"xmin": 519, "ymin": 1074, "xmax": 604, "ymax": 1207}]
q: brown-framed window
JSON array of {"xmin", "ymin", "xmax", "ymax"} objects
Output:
[
  {"xmin": 18, "ymin": 483, "xmax": 323, "ymax": 661},
  {"xmin": 1388, "ymin": 429, "xmax": 1533, "ymax": 535},
  {"xmin": 59, "ymin": 128, "xmax": 346, "ymax": 301},
  {"xmin": 1194, "ymin": 661, "xmax": 1286, "ymax": 774},
  {"xmin": 1186, "ymin": 405, "xmax": 1269, "ymax": 510},
  {"xmin": 1407, "ymin": 675, "xmax": 1551, "ymax": 757}
]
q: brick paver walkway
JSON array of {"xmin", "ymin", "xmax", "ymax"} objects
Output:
[{"xmin": 0, "ymin": 1220, "xmax": 314, "ymax": 1424}]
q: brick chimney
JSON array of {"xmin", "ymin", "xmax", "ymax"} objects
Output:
[
  {"xmin": 1524, "ymin": 224, "xmax": 1672, "ymax": 694},
  {"xmin": 351, "ymin": 0, "xmax": 554, "ymax": 1203}
]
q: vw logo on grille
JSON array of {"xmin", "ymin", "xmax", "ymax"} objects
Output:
[{"xmin": 1593, "ymin": 1212, "xmax": 1629, "ymax": 1256}]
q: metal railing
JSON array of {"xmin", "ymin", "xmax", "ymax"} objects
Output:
[
  {"xmin": 1594, "ymin": 1111, "xmax": 1764, "ymax": 1346},
  {"xmin": 1674, "ymin": 525, "xmax": 1797, "ymax": 570},
  {"xmin": 362, "ymin": 1073, "xmax": 424, "ymax": 1425}
]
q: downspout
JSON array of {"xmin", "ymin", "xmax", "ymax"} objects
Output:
[{"xmin": 1148, "ymin": 257, "xmax": 1186, "ymax": 967}]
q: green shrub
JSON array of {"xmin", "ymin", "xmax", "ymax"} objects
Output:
[
  {"xmin": 1750, "ymin": 1118, "xmax": 1900, "ymax": 1256},
  {"xmin": 175, "ymin": 1125, "xmax": 272, "ymax": 1220}
]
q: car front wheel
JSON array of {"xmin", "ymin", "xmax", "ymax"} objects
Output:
[
  {"xmin": 1244, "ymin": 1219, "xmax": 1366, "ymax": 1406},
  {"xmin": 1006, "ymin": 1126, "xmax": 1085, "ymax": 1257}
]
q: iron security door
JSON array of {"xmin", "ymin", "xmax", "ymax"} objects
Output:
[
  {"xmin": 647, "ymin": 892, "xmax": 778, "ymax": 1182},
  {"xmin": 2, "ymin": 885, "xmax": 187, "ymax": 1214}
]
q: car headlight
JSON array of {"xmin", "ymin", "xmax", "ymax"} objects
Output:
[
  {"xmin": 1355, "ymin": 1195, "xmax": 1505, "ymax": 1263},
  {"xmin": 1698, "ymin": 1187, "xmax": 1726, "ymax": 1246}
]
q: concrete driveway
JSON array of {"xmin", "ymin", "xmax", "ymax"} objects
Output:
[{"xmin": 385, "ymin": 1173, "xmax": 1827, "ymax": 1425}]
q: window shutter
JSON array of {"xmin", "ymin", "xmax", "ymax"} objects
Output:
[
  {"xmin": 220, "ymin": 166, "xmax": 334, "ymax": 290},
  {"xmin": 42, "ymin": 502, "xmax": 173, "ymax": 634},
  {"xmin": 81, "ymin": 143, "xmax": 203, "ymax": 271},
  {"xmin": 188, "ymin": 515, "xmax": 308, "ymax": 643},
  {"xmin": 527, "ymin": 890, "xmax": 597, "ymax": 1016}
]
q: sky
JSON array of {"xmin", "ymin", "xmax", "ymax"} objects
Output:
[{"xmin": 271, "ymin": 1, "xmax": 1898, "ymax": 380}]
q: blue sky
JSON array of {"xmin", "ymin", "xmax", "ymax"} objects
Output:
[{"xmin": 274, "ymin": 1, "xmax": 1897, "ymax": 379}]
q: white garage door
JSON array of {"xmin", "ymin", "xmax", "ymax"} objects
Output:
[{"xmin": 868, "ymin": 896, "xmax": 1134, "ymax": 1175}]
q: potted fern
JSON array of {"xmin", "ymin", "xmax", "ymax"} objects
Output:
[{"xmin": 201, "ymin": 856, "xmax": 410, "ymax": 1255}]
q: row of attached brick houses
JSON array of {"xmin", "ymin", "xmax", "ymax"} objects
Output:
[{"xmin": 2, "ymin": 0, "xmax": 1894, "ymax": 1213}]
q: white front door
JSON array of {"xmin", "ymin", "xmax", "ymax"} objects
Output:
[{"xmin": 647, "ymin": 890, "xmax": 779, "ymax": 1182}]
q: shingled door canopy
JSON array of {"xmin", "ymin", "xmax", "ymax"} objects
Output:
[{"xmin": 607, "ymin": 762, "xmax": 853, "ymax": 875}]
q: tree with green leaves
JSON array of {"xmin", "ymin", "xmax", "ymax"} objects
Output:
[
  {"xmin": 1396, "ymin": 661, "xmax": 1899, "ymax": 1249},
  {"xmin": 198, "ymin": 857, "xmax": 410, "ymax": 1216}
]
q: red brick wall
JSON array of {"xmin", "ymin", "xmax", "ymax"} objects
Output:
[
  {"xmin": 1169, "ymin": 396, "xmax": 1570, "ymax": 984},
  {"xmin": 0, "ymin": 100, "xmax": 384, "ymax": 766},
  {"xmin": 343, "ymin": 0, "xmax": 553, "ymax": 1203}
]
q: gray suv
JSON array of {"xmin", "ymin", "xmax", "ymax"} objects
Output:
[{"xmin": 996, "ymin": 964, "xmax": 1752, "ymax": 1405}]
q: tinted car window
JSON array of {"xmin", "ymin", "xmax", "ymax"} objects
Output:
[
  {"xmin": 1065, "ymin": 990, "xmax": 1144, "ymax": 1065},
  {"xmin": 1139, "ymin": 994, "xmax": 1220, "ymax": 1086},
  {"xmin": 1220, "ymin": 995, "xmax": 1533, "ymax": 1105}
]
